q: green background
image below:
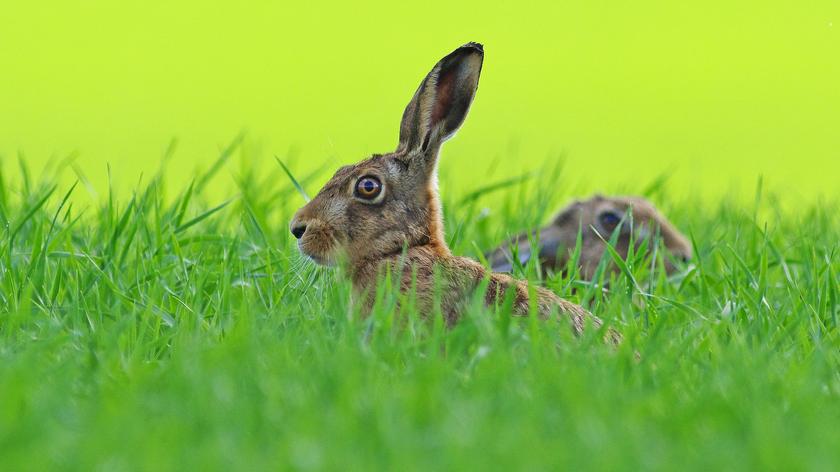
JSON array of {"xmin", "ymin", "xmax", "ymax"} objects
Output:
[{"xmin": 2, "ymin": 0, "xmax": 838, "ymax": 202}]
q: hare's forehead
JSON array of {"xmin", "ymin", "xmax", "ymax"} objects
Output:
[
  {"xmin": 587, "ymin": 199, "xmax": 626, "ymax": 215},
  {"xmin": 593, "ymin": 198, "xmax": 650, "ymax": 217},
  {"xmin": 326, "ymin": 156, "xmax": 401, "ymax": 184}
]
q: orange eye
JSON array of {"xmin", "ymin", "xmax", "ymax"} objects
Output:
[{"xmin": 355, "ymin": 176, "xmax": 382, "ymax": 200}]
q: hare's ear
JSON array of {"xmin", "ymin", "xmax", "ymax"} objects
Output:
[
  {"xmin": 552, "ymin": 200, "xmax": 584, "ymax": 226},
  {"xmin": 488, "ymin": 226, "xmax": 567, "ymax": 273},
  {"xmin": 397, "ymin": 42, "xmax": 484, "ymax": 158}
]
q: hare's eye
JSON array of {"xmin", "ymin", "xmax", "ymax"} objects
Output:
[
  {"xmin": 599, "ymin": 211, "xmax": 622, "ymax": 229},
  {"xmin": 354, "ymin": 176, "xmax": 382, "ymax": 200}
]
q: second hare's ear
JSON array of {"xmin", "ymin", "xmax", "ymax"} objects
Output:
[{"xmin": 397, "ymin": 42, "xmax": 484, "ymax": 159}]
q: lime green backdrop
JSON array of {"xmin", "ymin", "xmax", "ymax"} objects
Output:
[{"xmin": 2, "ymin": 1, "xmax": 838, "ymax": 201}]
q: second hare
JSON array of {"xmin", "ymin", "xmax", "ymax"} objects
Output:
[
  {"xmin": 488, "ymin": 195, "xmax": 692, "ymax": 279},
  {"xmin": 290, "ymin": 43, "xmax": 604, "ymax": 335}
]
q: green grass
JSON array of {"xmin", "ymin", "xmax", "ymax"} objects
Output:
[{"xmin": 1, "ymin": 149, "xmax": 839, "ymax": 471}]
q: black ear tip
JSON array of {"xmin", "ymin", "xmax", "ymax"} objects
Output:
[{"xmin": 461, "ymin": 42, "xmax": 484, "ymax": 54}]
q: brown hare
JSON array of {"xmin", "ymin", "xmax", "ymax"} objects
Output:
[
  {"xmin": 289, "ymin": 43, "xmax": 603, "ymax": 335},
  {"xmin": 487, "ymin": 195, "xmax": 692, "ymax": 279}
]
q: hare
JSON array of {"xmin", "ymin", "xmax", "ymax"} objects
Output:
[
  {"xmin": 487, "ymin": 195, "xmax": 692, "ymax": 279},
  {"xmin": 289, "ymin": 43, "xmax": 604, "ymax": 335}
]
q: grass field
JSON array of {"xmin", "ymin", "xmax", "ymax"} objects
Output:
[{"xmin": 1, "ymin": 144, "xmax": 838, "ymax": 470}]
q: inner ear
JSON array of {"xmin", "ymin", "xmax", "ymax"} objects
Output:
[{"xmin": 430, "ymin": 71, "xmax": 455, "ymax": 131}]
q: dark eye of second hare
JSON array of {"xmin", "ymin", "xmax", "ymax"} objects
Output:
[
  {"xmin": 355, "ymin": 176, "xmax": 382, "ymax": 200},
  {"xmin": 599, "ymin": 211, "xmax": 622, "ymax": 228}
]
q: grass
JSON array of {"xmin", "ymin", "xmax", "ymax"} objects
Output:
[{"xmin": 0, "ymin": 146, "xmax": 839, "ymax": 471}]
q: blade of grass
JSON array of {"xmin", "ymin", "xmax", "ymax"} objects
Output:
[
  {"xmin": 458, "ymin": 172, "xmax": 533, "ymax": 205},
  {"xmin": 175, "ymin": 199, "xmax": 234, "ymax": 234},
  {"xmin": 275, "ymin": 156, "xmax": 310, "ymax": 202}
]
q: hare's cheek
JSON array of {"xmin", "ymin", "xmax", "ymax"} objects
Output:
[{"xmin": 580, "ymin": 247, "xmax": 603, "ymax": 277}]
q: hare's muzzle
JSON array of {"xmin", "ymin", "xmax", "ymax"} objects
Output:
[
  {"xmin": 289, "ymin": 210, "xmax": 308, "ymax": 240},
  {"xmin": 289, "ymin": 210, "xmax": 335, "ymax": 265},
  {"xmin": 290, "ymin": 223, "xmax": 306, "ymax": 239}
]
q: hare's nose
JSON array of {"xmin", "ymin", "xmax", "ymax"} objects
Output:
[{"xmin": 291, "ymin": 224, "xmax": 307, "ymax": 240}]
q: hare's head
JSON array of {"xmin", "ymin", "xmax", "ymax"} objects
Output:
[
  {"xmin": 490, "ymin": 195, "xmax": 692, "ymax": 278},
  {"xmin": 290, "ymin": 43, "xmax": 484, "ymax": 266},
  {"xmin": 551, "ymin": 195, "xmax": 693, "ymax": 277}
]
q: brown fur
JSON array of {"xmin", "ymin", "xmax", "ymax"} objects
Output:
[
  {"xmin": 487, "ymin": 195, "xmax": 693, "ymax": 279},
  {"xmin": 290, "ymin": 43, "xmax": 606, "ymax": 336}
]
